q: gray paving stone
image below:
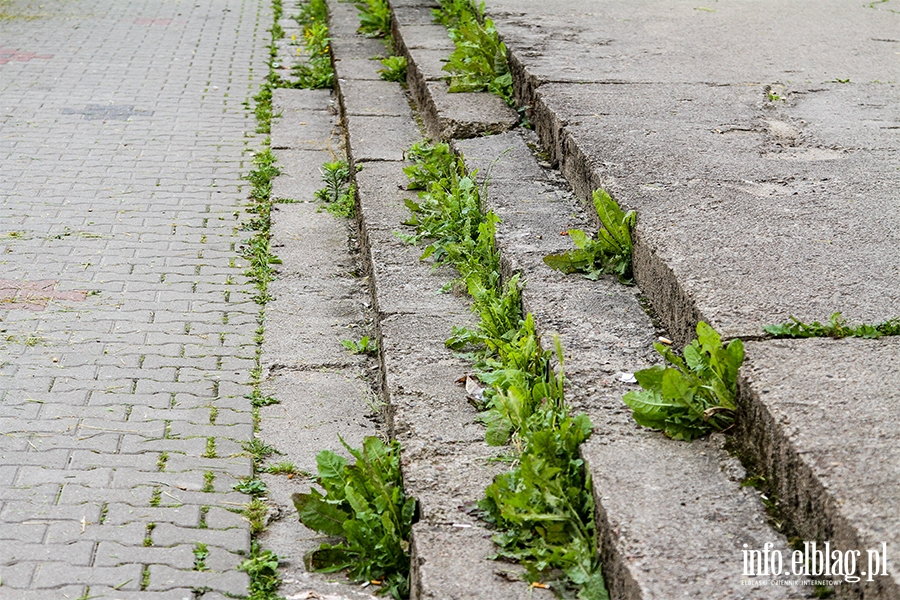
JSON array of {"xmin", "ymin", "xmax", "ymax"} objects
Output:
[
  {"xmin": 146, "ymin": 565, "xmax": 249, "ymax": 594},
  {"xmin": 32, "ymin": 563, "xmax": 143, "ymax": 590}
]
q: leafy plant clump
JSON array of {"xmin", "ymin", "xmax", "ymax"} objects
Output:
[
  {"xmin": 379, "ymin": 55, "xmax": 408, "ymax": 82},
  {"xmin": 356, "ymin": 0, "xmax": 392, "ymax": 37},
  {"xmin": 239, "ymin": 543, "xmax": 283, "ymax": 600},
  {"xmin": 292, "ymin": 437, "xmax": 415, "ymax": 599},
  {"xmin": 434, "ymin": 0, "xmax": 514, "ymax": 105},
  {"xmin": 764, "ymin": 312, "xmax": 900, "ymax": 339},
  {"xmin": 402, "ymin": 142, "xmax": 608, "ymax": 598},
  {"xmin": 243, "ymin": 148, "xmax": 283, "ymax": 305},
  {"xmin": 623, "ymin": 322, "xmax": 743, "ymax": 441},
  {"xmin": 544, "ymin": 189, "xmax": 635, "ymax": 283},
  {"xmin": 292, "ymin": 0, "xmax": 335, "ymax": 89},
  {"xmin": 314, "ymin": 160, "xmax": 356, "ymax": 217}
]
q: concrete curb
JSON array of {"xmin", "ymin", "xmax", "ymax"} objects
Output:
[{"xmin": 488, "ymin": 6, "xmax": 900, "ymax": 599}]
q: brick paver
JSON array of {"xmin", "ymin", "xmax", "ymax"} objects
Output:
[{"xmin": 0, "ymin": 0, "xmax": 269, "ymax": 595}]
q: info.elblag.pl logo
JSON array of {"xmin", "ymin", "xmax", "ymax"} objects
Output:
[{"xmin": 742, "ymin": 542, "xmax": 889, "ymax": 584}]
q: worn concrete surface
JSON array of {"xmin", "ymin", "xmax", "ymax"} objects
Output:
[
  {"xmin": 737, "ymin": 338, "xmax": 900, "ymax": 600},
  {"xmin": 487, "ymin": 0, "xmax": 900, "ymax": 344},
  {"xmin": 330, "ymin": 4, "xmax": 542, "ymax": 596},
  {"xmin": 390, "ymin": 0, "xmax": 519, "ymax": 140},
  {"xmin": 464, "ymin": 2, "xmax": 900, "ymax": 597}
]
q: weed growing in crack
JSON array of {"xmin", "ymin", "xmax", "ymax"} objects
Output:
[
  {"xmin": 356, "ymin": 0, "xmax": 392, "ymax": 37},
  {"xmin": 291, "ymin": 0, "xmax": 335, "ymax": 89},
  {"xmin": 293, "ymin": 436, "xmax": 414, "ymax": 599},
  {"xmin": 244, "ymin": 498, "xmax": 270, "ymax": 535},
  {"xmin": 233, "ymin": 477, "xmax": 268, "ymax": 496},
  {"xmin": 402, "ymin": 141, "xmax": 608, "ymax": 598},
  {"xmin": 265, "ymin": 461, "xmax": 306, "ymax": 476},
  {"xmin": 764, "ymin": 311, "xmax": 900, "ymax": 339},
  {"xmin": 432, "ymin": 0, "xmax": 513, "ymax": 105},
  {"xmin": 202, "ymin": 471, "xmax": 216, "ymax": 493},
  {"xmin": 623, "ymin": 322, "xmax": 743, "ymax": 441},
  {"xmin": 378, "ymin": 55, "xmax": 407, "ymax": 82},
  {"xmin": 341, "ymin": 336, "xmax": 378, "ymax": 355},
  {"xmin": 242, "ymin": 438, "xmax": 282, "ymax": 461},
  {"xmin": 314, "ymin": 160, "xmax": 356, "ymax": 218},
  {"xmin": 544, "ymin": 188, "xmax": 635, "ymax": 284},
  {"xmin": 239, "ymin": 542, "xmax": 282, "ymax": 600},
  {"xmin": 193, "ymin": 543, "xmax": 210, "ymax": 571},
  {"xmin": 247, "ymin": 389, "xmax": 280, "ymax": 407}
]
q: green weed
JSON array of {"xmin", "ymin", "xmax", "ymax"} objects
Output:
[
  {"xmin": 341, "ymin": 336, "xmax": 378, "ymax": 355},
  {"xmin": 432, "ymin": 0, "xmax": 513, "ymax": 105},
  {"xmin": 314, "ymin": 160, "xmax": 356, "ymax": 217},
  {"xmin": 544, "ymin": 189, "xmax": 635, "ymax": 283},
  {"xmin": 239, "ymin": 543, "xmax": 282, "ymax": 600},
  {"xmin": 356, "ymin": 0, "xmax": 392, "ymax": 37},
  {"xmin": 293, "ymin": 436, "xmax": 414, "ymax": 599},
  {"xmin": 244, "ymin": 498, "xmax": 270, "ymax": 534},
  {"xmin": 623, "ymin": 322, "xmax": 743, "ymax": 441},
  {"xmin": 193, "ymin": 543, "xmax": 210, "ymax": 571},
  {"xmin": 402, "ymin": 141, "xmax": 608, "ymax": 597},
  {"xmin": 292, "ymin": 0, "xmax": 334, "ymax": 89},
  {"xmin": 764, "ymin": 312, "xmax": 900, "ymax": 339},
  {"xmin": 234, "ymin": 478, "xmax": 268, "ymax": 496},
  {"xmin": 378, "ymin": 55, "xmax": 408, "ymax": 82},
  {"xmin": 247, "ymin": 389, "xmax": 280, "ymax": 407},
  {"xmin": 265, "ymin": 461, "xmax": 305, "ymax": 476},
  {"xmin": 242, "ymin": 438, "xmax": 282, "ymax": 461}
]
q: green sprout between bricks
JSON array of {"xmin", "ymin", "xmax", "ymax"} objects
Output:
[{"xmin": 401, "ymin": 141, "xmax": 609, "ymax": 599}]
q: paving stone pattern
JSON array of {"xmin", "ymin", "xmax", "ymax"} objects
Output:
[{"xmin": 0, "ymin": 0, "xmax": 270, "ymax": 595}]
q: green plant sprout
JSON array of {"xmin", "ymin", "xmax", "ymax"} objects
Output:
[
  {"xmin": 623, "ymin": 322, "xmax": 743, "ymax": 441},
  {"xmin": 544, "ymin": 188, "xmax": 635, "ymax": 283}
]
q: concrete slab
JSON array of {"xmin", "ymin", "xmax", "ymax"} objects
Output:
[
  {"xmin": 391, "ymin": 24, "xmax": 455, "ymax": 52},
  {"xmin": 410, "ymin": 524, "xmax": 539, "ymax": 600},
  {"xmin": 354, "ymin": 160, "xmax": 418, "ymax": 233},
  {"xmin": 270, "ymin": 148, "xmax": 337, "ymax": 203},
  {"xmin": 271, "ymin": 110, "xmax": 338, "ymax": 150},
  {"xmin": 333, "ymin": 56, "xmax": 385, "ymax": 81},
  {"xmin": 489, "ymin": 0, "xmax": 900, "ymax": 85},
  {"xmin": 529, "ymin": 82, "xmax": 900, "ymax": 345},
  {"xmin": 259, "ymin": 370, "xmax": 376, "ymax": 476},
  {"xmin": 344, "ymin": 114, "xmax": 422, "ymax": 162},
  {"xmin": 337, "ymin": 79, "xmax": 415, "ymax": 116},
  {"xmin": 404, "ymin": 48, "xmax": 451, "ymax": 82},
  {"xmin": 329, "ymin": 37, "xmax": 389, "ymax": 63},
  {"xmin": 736, "ymin": 338, "xmax": 900, "ymax": 600},
  {"xmin": 415, "ymin": 81, "xmax": 518, "ymax": 140},
  {"xmin": 272, "ymin": 88, "xmax": 336, "ymax": 112}
]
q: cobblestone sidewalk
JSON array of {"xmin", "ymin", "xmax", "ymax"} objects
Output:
[{"xmin": 0, "ymin": 0, "xmax": 270, "ymax": 596}]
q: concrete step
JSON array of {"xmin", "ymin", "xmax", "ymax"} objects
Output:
[
  {"xmin": 389, "ymin": 0, "xmax": 518, "ymax": 140},
  {"xmin": 259, "ymin": 87, "xmax": 382, "ymax": 600},
  {"xmin": 327, "ymin": 3, "xmax": 542, "ymax": 598},
  {"xmin": 455, "ymin": 131, "xmax": 804, "ymax": 600}
]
